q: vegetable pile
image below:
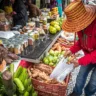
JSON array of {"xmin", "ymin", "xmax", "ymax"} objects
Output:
[
  {"xmin": 28, "ymin": 64, "xmax": 66, "ymax": 85},
  {"xmin": 57, "ymin": 38, "xmax": 74, "ymax": 47},
  {"xmin": 0, "ymin": 64, "xmax": 37, "ymax": 96}
]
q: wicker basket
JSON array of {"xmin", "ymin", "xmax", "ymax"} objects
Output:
[{"xmin": 32, "ymin": 74, "xmax": 70, "ymax": 96}]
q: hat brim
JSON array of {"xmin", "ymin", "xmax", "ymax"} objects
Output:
[{"xmin": 62, "ymin": 5, "xmax": 96, "ymax": 32}]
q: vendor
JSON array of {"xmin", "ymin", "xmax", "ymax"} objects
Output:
[
  {"xmin": 62, "ymin": 1, "xmax": 96, "ymax": 96},
  {"xmin": 10, "ymin": 0, "xmax": 28, "ymax": 26},
  {"xmin": 26, "ymin": 0, "xmax": 41, "ymax": 18}
]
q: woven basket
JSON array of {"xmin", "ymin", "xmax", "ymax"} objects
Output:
[
  {"xmin": 32, "ymin": 75, "xmax": 70, "ymax": 96},
  {"xmin": 29, "ymin": 65, "xmax": 70, "ymax": 96}
]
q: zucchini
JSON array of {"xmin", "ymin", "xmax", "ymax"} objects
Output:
[
  {"xmin": 28, "ymin": 78, "xmax": 31, "ymax": 85},
  {"xmin": 32, "ymin": 86, "xmax": 34, "ymax": 93},
  {"xmin": 24, "ymin": 91, "xmax": 29, "ymax": 96},
  {"xmin": 10, "ymin": 64, "xmax": 14, "ymax": 76},
  {"xmin": 14, "ymin": 78, "xmax": 24, "ymax": 93},
  {"xmin": 32, "ymin": 92, "xmax": 38, "ymax": 96},
  {"xmin": 19, "ymin": 68, "xmax": 27, "ymax": 83},
  {"xmin": 14, "ymin": 66, "xmax": 23, "ymax": 78},
  {"xmin": 27, "ymin": 85, "xmax": 32, "ymax": 92},
  {"xmin": 24, "ymin": 79, "xmax": 29, "ymax": 89}
]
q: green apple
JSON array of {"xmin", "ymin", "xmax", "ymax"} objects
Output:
[
  {"xmin": 54, "ymin": 51, "xmax": 59, "ymax": 56},
  {"xmin": 49, "ymin": 49, "xmax": 55, "ymax": 56},
  {"xmin": 43, "ymin": 57, "xmax": 49, "ymax": 64},
  {"xmin": 61, "ymin": 51, "xmax": 65, "ymax": 55},
  {"xmin": 49, "ymin": 62, "xmax": 54, "ymax": 66},
  {"xmin": 50, "ymin": 21, "xmax": 59, "ymax": 26},
  {"xmin": 53, "ymin": 56, "xmax": 58, "ymax": 63},
  {"xmin": 49, "ymin": 26, "xmax": 57, "ymax": 34},
  {"xmin": 48, "ymin": 55, "xmax": 54, "ymax": 62},
  {"xmin": 54, "ymin": 24, "xmax": 61, "ymax": 32}
]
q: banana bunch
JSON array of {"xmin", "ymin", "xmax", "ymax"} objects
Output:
[{"xmin": 51, "ymin": 7, "xmax": 58, "ymax": 16}]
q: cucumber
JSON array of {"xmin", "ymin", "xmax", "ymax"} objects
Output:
[
  {"xmin": 27, "ymin": 85, "xmax": 32, "ymax": 92},
  {"xmin": 28, "ymin": 78, "xmax": 31, "ymax": 85},
  {"xmin": 10, "ymin": 63, "xmax": 14, "ymax": 76},
  {"xmin": 19, "ymin": 68, "xmax": 27, "ymax": 83},
  {"xmin": 24, "ymin": 79, "xmax": 29, "ymax": 89},
  {"xmin": 14, "ymin": 78, "xmax": 24, "ymax": 93},
  {"xmin": 24, "ymin": 91, "xmax": 29, "ymax": 96},
  {"xmin": 32, "ymin": 86, "xmax": 34, "ymax": 93},
  {"xmin": 32, "ymin": 92, "xmax": 38, "ymax": 96},
  {"xmin": 14, "ymin": 66, "xmax": 23, "ymax": 78}
]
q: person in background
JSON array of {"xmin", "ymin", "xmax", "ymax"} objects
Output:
[
  {"xmin": 50, "ymin": 0, "xmax": 57, "ymax": 9},
  {"xmin": 10, "ymin": 0, "xmax": 28, "ymax": 27},
  {"xmin": 45, "ymin": 0, "xmax": 50, "ymax": 8},
  {"xmin": 62, "ymin": 1, "xmax": 96, "ymax": 96},
  {"xmin": 25, "ymin": 0, "xmax": 41, "ymax": 18},
  {"xmin": 0, "ymin": 0, "xmax": 13, "ymax": 14}
]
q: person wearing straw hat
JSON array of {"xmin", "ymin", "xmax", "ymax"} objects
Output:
[{"xmin": 62, "ymin": 0, "xmax": 96, "ymax": 96}]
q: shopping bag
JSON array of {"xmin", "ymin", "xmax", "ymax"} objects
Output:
[{"xmin": 50, "ymin": 57, "xmax": 74, "ymax": 82}]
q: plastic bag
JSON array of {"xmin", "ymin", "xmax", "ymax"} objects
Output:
[
  {"xmin": 0, "ymin": 31, "xmax": 15, "ymax": 39},
  {"xmin": 50, "ymin": 57, "xmax": 74, "ymax": 82}
]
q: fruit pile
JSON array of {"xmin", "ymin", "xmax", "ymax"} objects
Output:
[
  {"xmin": 49, "ymin": 17, "xmax": 64, "ymax": 34},
  {"xmin": 56, "ymin": 17, "xmax": 64, "ymax": 27},
  {"xmin": 49, "ymin": 21, "xmax": 61, "ymax": 34},
  {"xmin": 43, "ymin": 49, "xmax": 65, "ymax": 66},
  {"xmin": 51, "ymin": 7, "xmax": 58, "ymax": 16}
]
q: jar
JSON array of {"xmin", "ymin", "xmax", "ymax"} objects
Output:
[
  {"xmin": 43, "ymin": 17, "xmax": 47, "ymax": 25},
  {"xmin": 14, "ymin": 45, "xmax": 21, "ymax": 54},
  {"xmin": 20, "ymin": 44, "xmax": 24, "ymax": 52},
  {"xmin": 8, "ymin": 44, "xmax": 14, "ymax": 53},
  {"xmin": 28, "ymin": 38, "xmax": 33, "ymax": 45}
]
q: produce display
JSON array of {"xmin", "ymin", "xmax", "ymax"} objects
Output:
[
  {"xmin": 28, "ymin": 64, "xmax": 66, "ymax": 85},
  {"xmin": 0, "ymin": 64, "xmax": 37, "ymax": 96},
  {"xmin": 49, "ymin": 18, "xmax": 63, "ymax": 34},
  {"xmin": 0, "ymin": 6, "xmax": 75, "ymax": 96},
  {"xmin": 43, "ymin": 49, "xmax": 64, "ymax": 66}
]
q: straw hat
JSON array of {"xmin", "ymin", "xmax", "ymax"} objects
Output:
[{"xmin": 62, "ymin": 1, "xmax": 96, "ymax": 32}]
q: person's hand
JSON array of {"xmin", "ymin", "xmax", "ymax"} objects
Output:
[
  {"xmin": 10, "ymin": 11, "xmax": 17, "ymax": 16},
  {"xmin": 71, "ymin": 59, "xmax": 79, "ymax": 68},
  {"xmin": 64, "ymin": 49, "xmax": 72, "ymax": 58}
]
